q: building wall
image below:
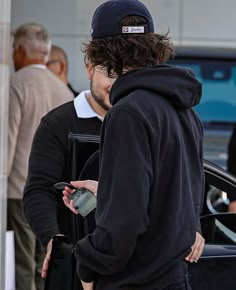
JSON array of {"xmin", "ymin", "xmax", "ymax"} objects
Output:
[
  {"xmin": 11, "ymin": 0, "xmax": 236, "ymax": 94},
  {"xmin": 0, "ymin": 0, "xmax": 11, "ymax": 288}
]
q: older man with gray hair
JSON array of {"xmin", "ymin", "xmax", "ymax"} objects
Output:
[{"xmin": 7, "ymin": 22, "xmax": 73, "ymax": 290}]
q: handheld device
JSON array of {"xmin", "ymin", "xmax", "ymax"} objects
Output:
[
  {"xmin": 54, "ymin": 182, "xmax": 96, "ymax": 217},
  {"xmin": 67, "ymin": 187, "xmax": 96, "ymax": 217}
]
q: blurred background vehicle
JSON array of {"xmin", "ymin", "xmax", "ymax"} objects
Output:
[{"xmin": 169, "ymin": 47, "xmax": 236, "ymax": 169}]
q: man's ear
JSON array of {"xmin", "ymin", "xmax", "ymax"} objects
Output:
[
  {"xmin": 18, "ymin": 44, "xmax": 26, "ymax": 57},
  {"xmin": 86, "ymin": 63, "xmax": 93, "ymax": 80},
  {"xmin": 59, "ymin": 61, "xmax": 66, "ymax": 75}
]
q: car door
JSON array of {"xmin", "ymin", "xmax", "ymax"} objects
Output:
[
  {"xmin": 189, "ymin": 159, "xmax": 236, "ymax": 290},
  {"xmin": 68, "ymin": 136, "xmax": 236, "ymax": 289}
]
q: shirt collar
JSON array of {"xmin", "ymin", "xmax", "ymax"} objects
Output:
[
  {"xmin": 28, "ymin": 64, "xmax": 47, "ymax": 69},
  {"xmin": 74, "ymin": 90, "xmax": 103, "ymax": 121}
]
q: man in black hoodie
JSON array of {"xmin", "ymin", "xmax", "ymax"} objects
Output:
[{"xmin": 63, "ymin": 1, "xmax": 205, "ymax": 289}]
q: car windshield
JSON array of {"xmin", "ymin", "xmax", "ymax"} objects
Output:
[{"xmin": 169, "ymin": 59, "xmax": 236, "ymax": 124}]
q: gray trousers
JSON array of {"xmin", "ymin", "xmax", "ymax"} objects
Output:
[{"xmin": 7, "ymin": 199, "xmax": 44, "ymax": 290}]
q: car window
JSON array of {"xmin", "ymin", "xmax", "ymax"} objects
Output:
[
  {"xmin": 201, "ymin": 213, "xmax": 236, "ymax": 245},
  {"xmin": 202, "ymin": 160, "xmax": 236, "ymax": 248},
  {"xmin": 169, "ymin": 59, "xmax": 236, "ymax": 124}
]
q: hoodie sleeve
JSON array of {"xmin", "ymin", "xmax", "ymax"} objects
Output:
[
  {"xmin": 74, "ymin": 109, "xmax": 153, "ymax": 282},
  {"xmin": 196, "ymin": 140, "xmax": 204, "ymax": 233},
  {"xmin": 194, "ymin": 117, "xmax": 204, "ymax": 233},
  {"xmin": 227, "ymin": 129, "xmax": 236, "ymax": 201},
  {"xmin": 227, "ymin": 124, "xmax": 236, "ymax": 184}
]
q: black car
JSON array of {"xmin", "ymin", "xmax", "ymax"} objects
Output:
[
  {"xmin": 169, "ymin": 47, "xmax": 236, "ymax": 169},
  {"xmin": 190, "ymin": 159, "xmax": 236, "ymax": 290},
  {"xmin": 67, "ymin": 134, "xmax": 236, "ymax": 290}
]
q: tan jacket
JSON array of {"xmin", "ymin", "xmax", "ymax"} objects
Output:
[{"xmin": 8, "ymin": 65, "xmax": 73, "ymax": 199}]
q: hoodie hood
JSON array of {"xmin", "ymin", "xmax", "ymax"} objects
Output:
[{"xmin": 109, "ymin": 65, "xmax": 202, "ymax": 110}]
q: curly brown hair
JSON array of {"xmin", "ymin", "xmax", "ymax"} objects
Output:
[{"xmin": 83, "ymin": 16, "xmax": 175, "ymax": 78}]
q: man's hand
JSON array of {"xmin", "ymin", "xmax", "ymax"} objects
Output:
[
  {"xmin": 41, "ymin": 239, "xmax": 53, "ymax": 278},
  {"xmin": 62, "ymin": 193, "xmax": 80, "ymax": 214},
  {"xmin": 81, "ymin": 280, "xmax": 94, "ymax": 290},
  {"xmin": 41, "ymin": 234, "xmax": 65, "ymax": 278},
  {"xmin": 69, "ymin": 180, "xmax": 98, "ymax": 195},
  {"xmin": 185, "ymin": 232, "xmax": 205, "ymax": 263},
  {"xmin": 62, "ymin": 180, "xmax": 98, "ymax": 214},
  {"xmin": 228, "ymin": 201, "xmax": 236, "ymax": 212}
]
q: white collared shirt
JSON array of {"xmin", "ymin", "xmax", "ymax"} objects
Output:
[
  {"xmin": 28, "ymin": 64, "xmax": 47, "ymax": 70},
  {"xmin": 74, "ymin": 90, "xmax": 103, "ymax": 121}
]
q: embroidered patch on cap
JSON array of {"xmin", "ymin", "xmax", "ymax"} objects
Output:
[{"xmin": 122, "ymin": 26, "xmax": 145, "ymax": 33}]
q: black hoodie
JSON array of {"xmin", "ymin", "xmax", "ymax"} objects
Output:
[{"xmin": 74, "ymin": 65, "xmax": 204, "ymax": 289}]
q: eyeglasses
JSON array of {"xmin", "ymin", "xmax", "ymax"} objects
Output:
[{"xmin": 46, "ymin": 59, "xmax": 61, "ymax": 66}]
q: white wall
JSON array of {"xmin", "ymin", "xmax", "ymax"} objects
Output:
[
  {"xmin": 182, "ymin": 0, "xmax": 236, "ymax": 47},
  {"xmin": 11, "ymin": 0, "xmax": 236, "ymax": 91},
  {"xmin": 0, "ymin": 0, "xmax": 11, "ymax": 288}
]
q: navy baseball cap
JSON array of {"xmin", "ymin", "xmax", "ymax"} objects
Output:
[{"xmin": 91, "ymin": 0, "xmax": 155, "ymax": 39}]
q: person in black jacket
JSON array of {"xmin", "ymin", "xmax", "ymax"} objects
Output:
[
  {"xmin": 23, "ymin": 64, "xmax": 112, "ymax": 290},
  {"xmin": 62, "ymin": 1, "xmax": 205, "ymax": 290}
]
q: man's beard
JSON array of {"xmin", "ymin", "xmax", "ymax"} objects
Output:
[{"xmin": 90, "ymin": 82, "xmax": 111, "ymax": 111}]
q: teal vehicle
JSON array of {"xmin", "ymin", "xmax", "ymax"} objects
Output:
[{"xmin": 169, "ymin": 47, "xmax": 236, "ymax": 169}]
